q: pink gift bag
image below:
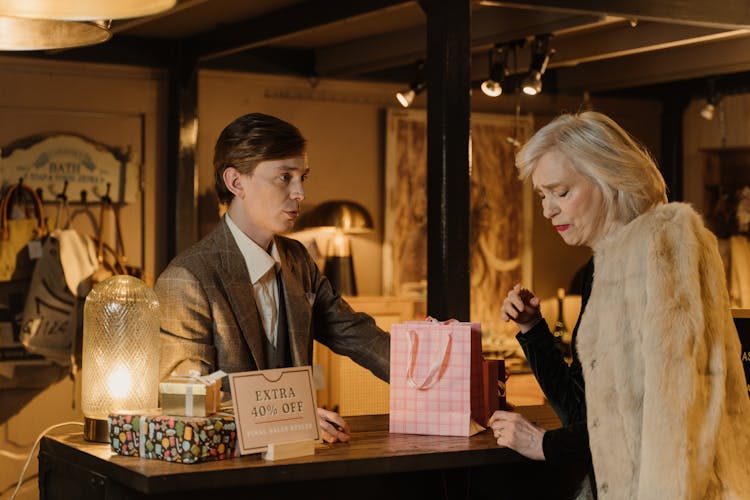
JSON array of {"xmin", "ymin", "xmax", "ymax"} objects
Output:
[{"xmin": 389, "ymin": 320, "xmax": 485, "ymax": 436}]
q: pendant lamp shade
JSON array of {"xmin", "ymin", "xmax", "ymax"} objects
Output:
[
  {"xmin": 0, "ymin": 0, "xmax": 176, "ymax": 20},
  {"xmin": 0, "ymin": 16, "xmax": 111, "ymax": 50}
]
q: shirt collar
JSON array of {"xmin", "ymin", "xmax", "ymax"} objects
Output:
[{"xmin": 225, "ymin": 213, "xmax": 280, "ymax": 284}]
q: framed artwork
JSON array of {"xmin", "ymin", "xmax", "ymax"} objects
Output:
[{"xmin": 383, "ymin": 108, "xmax": 533, "ymax": 344}]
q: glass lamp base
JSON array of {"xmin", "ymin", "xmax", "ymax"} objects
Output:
[{"xmin": 83, "ymin": 416, "xmax": 109, "ymax": 442}]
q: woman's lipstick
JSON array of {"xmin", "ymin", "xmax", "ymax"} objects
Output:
[{"xmin": 555, "ymin": 224, "xmax": 570, "ymax": 232}]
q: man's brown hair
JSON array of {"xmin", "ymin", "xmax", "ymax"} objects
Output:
[{"xmin": 213, "ymin": 113, "xmax": 307, "ymax": 205}]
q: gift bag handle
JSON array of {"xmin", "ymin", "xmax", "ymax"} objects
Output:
[{"xmin": 406, "ymin": 330, "xmax": 452, "ymax": 390}]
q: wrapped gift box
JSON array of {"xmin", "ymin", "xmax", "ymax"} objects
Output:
[
  {"xmin": 109, "ymin": 413, "xmax": 142, "ymax": 457},
  {"xmin": 109, "ymin": 413, "xmax": 237, "ymax": 464},
  {"xmin": 159, "ymin": 372, "xmax": 223, "ymax": 417}
]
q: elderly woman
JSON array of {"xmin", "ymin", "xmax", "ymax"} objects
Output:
[{"xmin": 490, "ymin": 111, "xmax": 750, "ymax": 499}]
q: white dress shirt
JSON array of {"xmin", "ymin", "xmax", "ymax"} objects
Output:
[{"xmin": 225, "ymin": 214, "xmax": 281, "ymax": 347}]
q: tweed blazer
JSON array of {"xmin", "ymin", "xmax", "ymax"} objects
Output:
[
  {"xmin": 155, "ymin": 218, "xmax": 390, "ymax": 388},
  {"xmin": 578, "ymin": 203, "xmax": 750, "ymax": 499}
]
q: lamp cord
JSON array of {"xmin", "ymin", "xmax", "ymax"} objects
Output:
[{"xmin": 9, "ymin": 421, "xmax": 84, "ymax": 500}]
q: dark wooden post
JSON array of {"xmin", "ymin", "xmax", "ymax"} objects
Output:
[
  {"xmin": 166, "ymin": 41, "xmax": 199, "ymax": 259},
  {"xmin": 420, "ymin": 0, "xmax": 472, "ymax": 321}
]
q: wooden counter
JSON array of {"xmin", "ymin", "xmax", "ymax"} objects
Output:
[{"xmin": 38, "ymin": 405, "xmax": 582, "ymax": 499}]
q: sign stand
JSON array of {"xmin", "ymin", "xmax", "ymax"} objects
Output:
[
  {"xmin": 262, "ymin": 439, "xmax": 316, "ymax": 461},
  {"xmin": 229, "ymin": 367, "xmax": 322, "ymax": 456}
]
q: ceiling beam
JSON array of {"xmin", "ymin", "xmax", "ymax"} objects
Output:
[
  {"xmin": 315, "ymin": 9, "xmax": 601, "ymax": 77},
  {"xmin": 26, "ymin": 35, "xmax": 174, "ymax": 67},
  {"xmin": 480, "ymin": 0, "xmax": 750, "ymax": 30},
  {"xmin": 554, "ymin": 34, "xmax": 750, "ymax": 92},
  {"xmin": 188, "ymin": 0, "xmax": 411, "ymax": 63}
]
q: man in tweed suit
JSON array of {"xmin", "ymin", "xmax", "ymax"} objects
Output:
[{"xmin": 155, "ymin": 113, "xmax": 390, "ymax": 443}]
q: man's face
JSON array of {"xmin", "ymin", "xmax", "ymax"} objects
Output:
[{"xmin": 230, "ymin": 155, "xmax": 308, "ymax": 249}]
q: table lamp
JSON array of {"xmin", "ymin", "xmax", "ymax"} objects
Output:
[
  {"xmin": 81, "ymin": 275, "xmax": 160, "ymax": 442},
  {"xmin": 295, "ymin": 200, "xmax": 373, "ymax": 295}
]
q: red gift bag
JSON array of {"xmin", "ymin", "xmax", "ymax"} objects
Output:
[{"xmin": 389, "ymin": 320, "xmax": 485, "ymax": 436}]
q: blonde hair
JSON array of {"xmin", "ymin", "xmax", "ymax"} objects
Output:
[{"xmin": 516, "ymin": 111, "xmax": 667, "ymax": 223}]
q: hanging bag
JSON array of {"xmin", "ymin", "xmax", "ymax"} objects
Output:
[
  {"xmin": 0, "ymin": 181, "xmax": 46, "ymax": 282},
  {"xmin": 0, "ymin": 181, "xmax": 48, "ymax": 366},
  {"xmin": 90, "ymin": 194, "xmax": 141, "ymax": 284},
  {"xmin": 20, "ymin": 191, "xmax": 98, "ymax": 366},
  {"xmin": 389, "ymin": 319, "xmax": 485, "ymax": 436}
]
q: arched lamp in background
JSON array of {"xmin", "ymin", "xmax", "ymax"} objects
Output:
[{"xmin": 295, "ymin": 200, "xmax": 374, "ymax": 296}]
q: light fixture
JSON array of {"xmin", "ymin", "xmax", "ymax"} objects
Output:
[
  {"xmin": 396, "ymin": 61, "xmax": 426, "ymax": 108},
  {"xmin": 700, "ymin": 100, "xmax": 716, "ymax": 121},
  {"xmin": 81, "ymin": 275, "xmax": 160, "ymax": 442},
  {"xmin": 700, "ymin": 78, "xmax": 720, "ymax": 121},
  {"xmin": 0, "ymin": 0, "xmax": 176, "ymax": 20},
  {"xmin": 0, "ymin": 16, "xmax": 111, "ymax": 50},
  {"xmin": 481, "ymin": 44, "xmax": 509, "ymax": 98},
  {"xmin": 294, "ymin": 200, "xmax": 374, "ymax": 296},
  {"xmin": 522, "ymin": 34, "xmax": 554, "ymax": 96}
]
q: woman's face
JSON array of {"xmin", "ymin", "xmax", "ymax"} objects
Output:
[{"xmin": 531, "ymin": 150, "xmax": 611, "ymax": 248}]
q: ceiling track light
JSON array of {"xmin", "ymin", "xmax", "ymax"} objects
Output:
[
  {"xmin": 701, "ymin": 95, "xmax": 720, "ymax": 121},
  {"xmin": 700, "ymin": 78, "xmax": 720, "ymax": 121},
  {"xmin": 522, "ymin": 34, "xmax": 555, "ymax": 96},
  {"xmin": 481, "ymin": 44, "xmax": 509, "ymax": 98},
  {"xmin": 396, "ymin": 60, "xmax": 426, "ymax": 108}
]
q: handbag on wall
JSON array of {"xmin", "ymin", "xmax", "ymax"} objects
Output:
[
  {"xmin": 0, "ymin": 181, "xmax": 46, "ymax": 282},
  {"xmin": 389, "ymin": 320, "xmax": 486, "ymax": 437},
  {"xmin": 90, "ymin": 195, "xmax": 143, "ymax": 284},
  {"xmin": 20, "ymin": 228, "xmax": 98, "ymax": 366},
  {"xmin": 0, "ymin": 182, "xmax": 48, "ymax": 367}
]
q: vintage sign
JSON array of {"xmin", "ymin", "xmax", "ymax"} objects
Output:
[
  {"xmin": 0, "ymin": 133, "xmax": 138, "ymax": 203},
  {"xmin": 229, "ymin": 366, "xmax": 321, "ymax": 455}
]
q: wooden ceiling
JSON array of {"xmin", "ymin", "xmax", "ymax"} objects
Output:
[{"xmin": 14, "ymin": 0, "xmax": 750, "ymax": 97}]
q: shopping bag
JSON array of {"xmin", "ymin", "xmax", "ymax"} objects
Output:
[
  {"xmin": 389, "ymin": 320, "xmax": 485, "ymax": 436},
  {"xmin": 0, "ymin": 182, "xmax": 47, "ymax": 370},
  {"xmin": 19, "ymin": 229, "xmax": 98, "ymax": 366},
  {"xmin": 0, "ymin": 182, "xmax": 46, "ymax": 282}
]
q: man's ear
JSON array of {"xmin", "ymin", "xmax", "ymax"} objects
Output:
[{"xmin": 223, "ymin": 167, "xmax": 244, "ymax": 198}]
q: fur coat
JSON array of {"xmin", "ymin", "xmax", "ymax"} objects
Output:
[{"xmin": 576, "ymin": 202, "xmax": 750, "ymax": 499}]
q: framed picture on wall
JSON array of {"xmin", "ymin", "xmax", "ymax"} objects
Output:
[{"xmin": 383, "ymin": 108, "xmax": 534, "ymax": 346}]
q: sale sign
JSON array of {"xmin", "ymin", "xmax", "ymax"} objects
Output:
[{"xmin": 228, "ymin": 366, "xmax": 321, "ymax": 455}]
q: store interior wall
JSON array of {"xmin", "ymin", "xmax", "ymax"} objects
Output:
[{"xmin": 0, "ymin": 58, "xmax": 671, "ymax": 498}]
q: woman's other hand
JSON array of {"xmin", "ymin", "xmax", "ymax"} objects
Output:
[
  {"xmin": 500, "ymin": 284, "xmax": 542, "ymax": 333},
  {"xmin": 487, "ymin": 410, "xmax": 545, "ymax": 460},
  {"xmin": 316, "ymin": 407, "xmax": 351, "ymax": 443}
]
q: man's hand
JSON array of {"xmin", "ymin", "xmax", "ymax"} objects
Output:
[
  {"xmin": 487, "ymin": 410, "xmax": 545, "ymax": 460},
  {"xmin": 317, "ymin": 407, "xmax": 351, "ymax": 443}
]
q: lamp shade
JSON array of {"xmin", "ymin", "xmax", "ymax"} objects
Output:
[
  {"xmin": 0, "ymin": 16, "xmax": 111, "ymax": 50},
  {"xmin": 294, "ymin": 200, "xmax": 373, "ymax": 296},
  {"xmin": 81, "ymin": 275, "xmax": 160, "ymax": 442},
  {"xmin": 295, "ymin": 200, "xmax": 373, "ymax": 234},
  {"xmin": 0, "ymin": 0, "xmax": 176, "ymax": 20}
]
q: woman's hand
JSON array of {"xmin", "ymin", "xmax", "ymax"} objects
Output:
[
  {"xmin": 316, "ymin": 407, "xmax": 351, "ymax": 443},
  {"xmin": 500, "ymin": 284, "xmax": 542, "ymax": 333},
  {"xmin": 487, "ymin": 410, "xmax": 546, "ymax": 460}
]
